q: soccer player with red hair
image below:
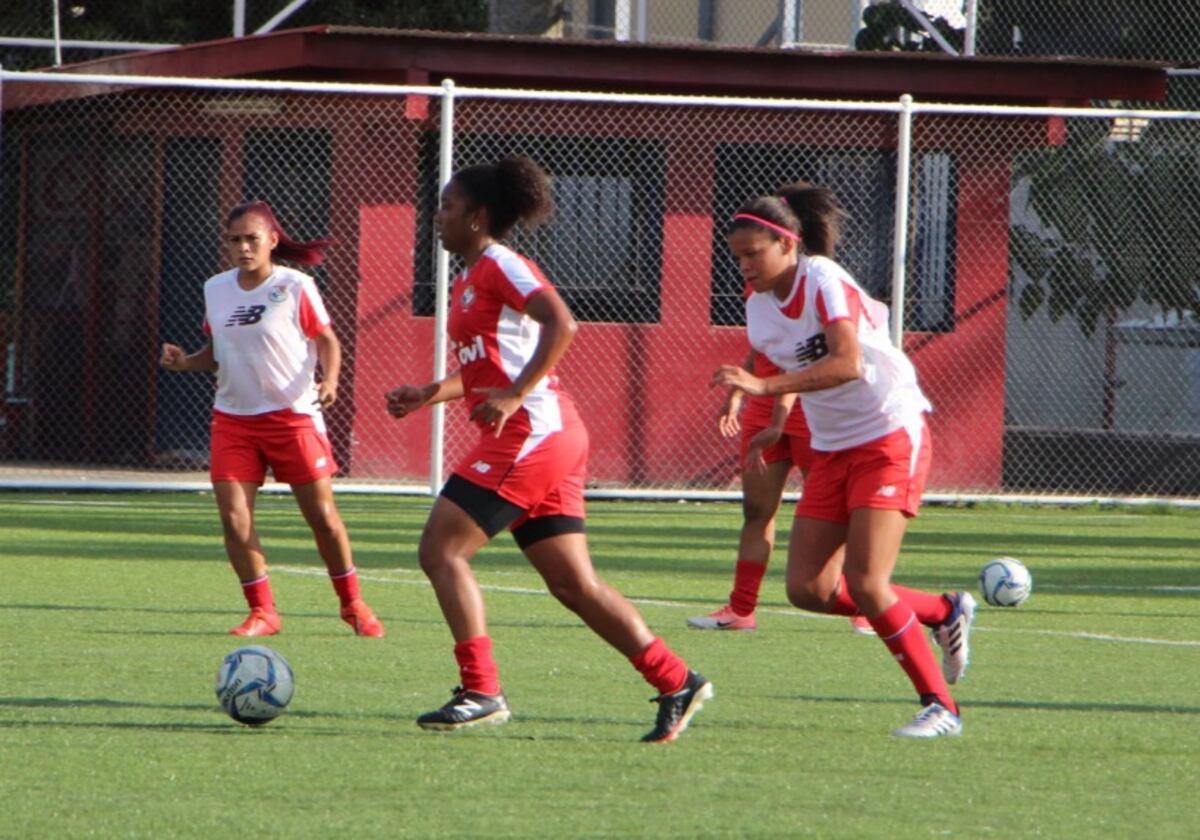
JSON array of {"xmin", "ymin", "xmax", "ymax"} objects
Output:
[{"xmin": 161, "ymin": 200, "xmax": 384, "ymax": 639}]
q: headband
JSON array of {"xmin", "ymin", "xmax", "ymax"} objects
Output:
[{"xmin": 731, "ymin": 213, "xmax": 801, "ymax": 242}]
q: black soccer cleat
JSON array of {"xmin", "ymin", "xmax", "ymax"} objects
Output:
[
  {"xmin": 416, "ymin": 686, "xmax": 511, "ymax": 731},
  {"xmin": 641, "ymin": 670, "xmax": 713, "ymax": 744}
]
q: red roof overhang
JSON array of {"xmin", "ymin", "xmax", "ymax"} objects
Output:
[{"xmin": 33, "ymin": 25, "xmax": 1166, "ymax": 106}]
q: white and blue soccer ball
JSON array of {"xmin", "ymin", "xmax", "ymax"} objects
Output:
[
  {"xmin": 215, "ymin": 645, "xmax": 294, "ymax": 725},
  {"xmin": 979, "ymin": 556, "xmax": 1032, "ymax": 607}
]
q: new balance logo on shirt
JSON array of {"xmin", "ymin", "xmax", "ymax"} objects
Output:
[{"xmin": 224, "ymin": 305, "xmax": 267, "ymax": 327}]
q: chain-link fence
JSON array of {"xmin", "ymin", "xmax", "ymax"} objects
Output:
[{"xmin": 2, "ymin": 72, "xmax": 1198, "ymax": 499}]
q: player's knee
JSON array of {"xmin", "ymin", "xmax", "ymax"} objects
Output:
[
  {"xmin": 306, "ymin": 511, "xmax": 343, "ymax": 544},
  {"xmin": 545, "ymin": 573, "xmax": 596, "ymax": 612},
  {"xmin": 741, "ymin": 498, "xmax": 778, "ymax": 528},
  {"xmin": 843, "ymin": 572, "xmax": 888, "ymax": 612},
  {"xmin": 218, "ymin": 509, "xmax": 254, "ymax": 547},
  {"xmin": 786, "ymin": 577, "xmax": 832, "ymax": 612}
]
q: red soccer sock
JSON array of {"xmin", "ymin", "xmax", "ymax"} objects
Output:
[
  {"xmin": 630, "ymin": 637, "xmax": 689, "ymax": 696},
  {"xmin": 827, "ymin": 578, "xmax": 860, "ymax": 616},
  {"xmin": 869, "ymin": 600, "xmax": 956, "ymax": 713},
  {"xmin": 891, "ymin": 584, "xmax": 952, "ymax": 626},
  {"xmin": 729, "ymin": 559, "xmax": 768, "ymax": 616},
  {"xmin": 329, "ymin": 567, "xmax": 362, "ymax": 608},
  {"xmin": 239, "ymin": 575, "xmax": 276, "ymax": 612},
  {"xmin": 454, "ymin": 636, "xmax": 500, "ymax": 696}
]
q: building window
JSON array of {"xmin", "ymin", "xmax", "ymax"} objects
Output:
[
  {"xmin": 415, "ymin": 132, "xmax": 665, "ymax": 324},
  {"xmin": 710, "ymin": 142, "xmax": 956, "ymax": 333}
]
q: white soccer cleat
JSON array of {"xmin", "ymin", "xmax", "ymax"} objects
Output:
[
  {"xmin": 686, "ymin": 605, "xmax": 756, "ymax": 631},
  {"xmin": 931, "ymin": 592, "xmax": 976, "ymax": 684},
  {"xmin": 892, "ymin": 702, "xmax": 963, "ymax": 738}
]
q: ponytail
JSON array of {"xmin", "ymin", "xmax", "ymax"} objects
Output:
[
  {"xmin": 226, "ymin": 200, "xmax": 334, "ymax": 266},
  {"xmin": 774, "ymin": 182, "xmax": 847, "ymax": 257},
  {"xmin": 453, "ymin": 156, "xmax": 554, "ymax": 239}
]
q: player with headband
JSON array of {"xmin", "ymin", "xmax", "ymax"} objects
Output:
[
  {"xmin": 711, "ymin": 184, "xmax": 977, "ymax": 738},
  {"xmin": 690, "ymin": 196, "xmax": 874, "ymax": 637}
]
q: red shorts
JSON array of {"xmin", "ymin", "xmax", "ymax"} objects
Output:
[
  {"xmin": 740, "ymin": 396, "xmax": 814, "ymax": 472},
  {"xmin": 796, "ymin": 418, "xmax": 932, "ymax": 523},
  {"xmin": 210, "ymin": 409, "xmax": 337, "ymax": 485},
  {"xmin": 452, "ymin": 417, "xmax": 588, "ymax": 526}
]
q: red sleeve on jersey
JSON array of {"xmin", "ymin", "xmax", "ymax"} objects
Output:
[
  {"xmin": 816, "ymin": 279, "xmax": 861, "ymax": 328},
  {"xmin": 298, "ymin": 286, "xmax": 330, "ymax": 338},
  {"xmin": 485, "ymin": 254, "xmax": 550, "ymax": 313},
  {"xmin": 202, "ymin": 318, "xmax": 211, "ymax": 336}
]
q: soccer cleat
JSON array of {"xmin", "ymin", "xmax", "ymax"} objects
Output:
[
  {"xmin": 686, "ymin": 605, "xmax": 756, "ymax": 631},
  {"xmin": 849, "ymin": 614, "xmax": 876, "ymax": 636},
  {"xmin": 340, "ymin": 599, "xmax": 385, "ymax": 638},
  {"xmin": 892, "ymin": 702, "xmax": 963, "ymax": 738},
  {"xmin": 931, "ymin": 591, "xmax": 977, "ymax": 684},
  {"xmin": 229, "ymin": 608, "xmax": 281, "ymax": 637},
  {"xmin": 416, "ymin": 687, "xmax": 511, "ymax": 731},
  {"xmin": 641, "ymin": 670, "xmax": 714, "ymax": 744}
]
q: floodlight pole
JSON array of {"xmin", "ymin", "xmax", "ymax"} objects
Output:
[
  {"xmin": 964, "ymin": 0, "xmax": 979, "ymax": 55},
  {"xmin": 615, "ymin": 0, "xmax": 631, "ymax": 41},
  {"xmin": 233, "ymin": 0, "xmax": 246, "ymax": 37},
  {"xmin": 781, "ymin": 0, "xmax": 800, "ymax": 48},
  {"xmin": 50, "ymin": 0, "xmax": 62, "ymax": 66},
  {"xmin": 255, "ymin": 0, "xmax": 315, "ymax": 34}
]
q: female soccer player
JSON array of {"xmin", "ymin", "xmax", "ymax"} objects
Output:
[
  {"xmin": 160, "ymin": 200, "xmax": 384, "ymax": 639},
  {"xmin": 688, "ymin": 205, "xmax": 872, "ymax": 636},
  {"xmin": 711, "ymin": 186, "xmax": 975, "ymax": 738},
  {"xmin": 386, "ymin": 156, "xmax": 711, "ymax": 742}
]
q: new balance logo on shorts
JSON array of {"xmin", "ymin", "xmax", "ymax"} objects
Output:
[
  {"xmin": 877, "ymin": 485, "xmax": 897, "ymax": 497},
  {"xmin": 225, "ymin": 305, "xmax": 267, "ymax": 327},
  {"xmin": 471, "ymin": 461, "xmax": 491, "ymax": 474}
]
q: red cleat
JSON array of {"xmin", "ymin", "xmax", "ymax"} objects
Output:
[
  {"xmin": 340, "ymin": 599, "xmax": 385, "ymax": 638},
  {"xmin": 230, "ymin": 608, "xmax": 281, "ymax": 637}
]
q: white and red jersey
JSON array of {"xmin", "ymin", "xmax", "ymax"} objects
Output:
[
  {"xmin": 202, "ymin": 266, "xmax": 330, "ymax": 417},
  {"xmin": 745, "ymin": 255, "xmax": 931, "ymax": 452},
  {"xmin": 448, "ymin": 243, "xmax": 576, "ymax": 436}
]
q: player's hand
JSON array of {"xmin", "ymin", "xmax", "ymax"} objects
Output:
[
  {"xmin": 316, "ymin": 379, "xmax": 338, "ymax": 409},
  {"xmin": 386, "ymin": 384, "xmax": 429, "ymax": 419},
  {"xmin": 470, "ymin": 387, "xmax": 522, "ymax": 437},
  {"xmin": 745, "ymin": 425, "xmax": 783, "ymax": 474},
  {"xmin": 712, "ymin": 365, "xmax": 766, "ymax": 396},
  {"xmin": 159, "ymin": 343, "xmax": 188, "ymax": 371},
  {"xmin": 718, "ymin": 389, "xmax": 744, "ymax": 438}
]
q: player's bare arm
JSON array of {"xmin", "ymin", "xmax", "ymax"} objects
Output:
[
  {"xmin": 313, "ymin": 326, "xmax": 342, "ymax": 408},
  {"xmin": 386, "ymin": 371, "xmax": 464, "ymax": 419},
  {"xmin": 711, "ymin": 321, "xmax": 861, "ymax": 396}
]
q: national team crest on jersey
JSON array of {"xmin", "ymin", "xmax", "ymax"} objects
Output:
[
  {"xmin": 268, "ymin": 286, "xmax": 288, "ymax": 304},
  {"xmin": 460, "ymin": 285, "xmax": 476, "ymax": 309}
]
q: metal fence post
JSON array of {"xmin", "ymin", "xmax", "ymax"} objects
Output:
[
  {"xmin": 890, "ymin": 93, "xmax": 914, "ymax": 348},
  {"xmin": 430, "ymin": 78, "xmax": 456, "ymax": 496},
  {"xmin": 50, "ymin": 0, "xmax": 63, "ymax": 66}
]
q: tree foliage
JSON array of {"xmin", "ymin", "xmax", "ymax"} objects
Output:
[{"xmin": 0, "ymin": 1, "xmax": 487, "ymax": 68}]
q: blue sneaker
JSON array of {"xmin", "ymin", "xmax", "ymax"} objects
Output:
[{"xmin": 931, "ymin": 592, "xmax": 976, "ymax": 684}]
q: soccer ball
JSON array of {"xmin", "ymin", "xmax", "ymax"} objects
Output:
[
  {"xmin": 215, "ymin": 645, "xmax": 295, "ymax": 725},
  {"xmin": 978, "ymin": 557, "xmax": 1032, "ymax": 607}
]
